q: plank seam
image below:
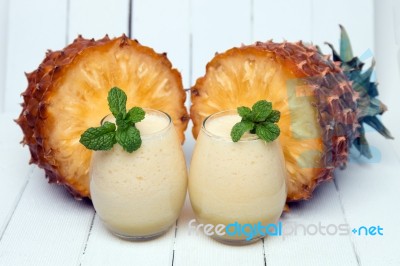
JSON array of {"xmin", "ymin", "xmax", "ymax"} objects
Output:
[
  {"xmin": 188, "ymin": 33, "xmax": 193, "ymax": 87},
  {"xmin": 310, "ymin": 0, "xmax": 314, "ymax": 41},
  {"xmin": 261, "ymin": 238, "xmax": 267, "ymax": 266},
  {"xmin": 0, "ymin": 165, "xmax": 34, "ymax": 242},
  {"xmin": 333, "ymin": 179, "xmax": 361, "ymax": 266},
  {"xmin": 65, "ymin": 0, "xmax": 70, "ymax": 45},
  {"xmin": 171, "ymin": 219, "xmax": 178, "ymax": 266},
  {"xmin": 188, "ymin": 0, "xmax": 193, "ymax": 86},
  {"xmin": 128, "ymin": 0, "xmax": 133, "ymax": 38},
  {"xmin": 250, "ymin": 0, "xmax": 254, "ymax": 42},
  {"xmin": 78, "ymin": 211, "xmax": 96, "ymax": 266}
]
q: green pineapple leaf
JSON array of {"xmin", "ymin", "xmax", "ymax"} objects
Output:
[
  {"xmin": 363, "ymin": 116, "xmax": 394, "ymax": 139},
  {"xmin": 324, "ymin": 42, "xmax": 341, "ymax": 62},
  {"xmin": 339, "ymin": 24, "xmax": 354, "ymax": 62},
  {"xmin": 363, "ymin": 98, "xmax": 387, "ymax": 118},
  {"xmin": 352, "ymin": 125, "xmax": 372, "ymax": 159},
  {"xmin": 325, "ymin": 25, "xmax": 394, "ymax": 159}
]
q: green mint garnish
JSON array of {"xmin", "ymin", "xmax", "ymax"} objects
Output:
[
  {"xmin": 116, "ymin": 126, "xmax": 142, "ymax": 153},
  {"xmin": 251, "ymin": 100, "xmax": 272, "ymax": 122},
  {"xmin": 79, "ymin": 121, "xmax": 117, "ymax": 150},
  {"xmin": 127, "ymin": 107, "xmax": 145, "ymax": 123},
  {"xmin": 231, "ymin": 121, "xmax": 254, "ymax": 142},
  {"xmin": 79, "ymin": 87, "xmax": 145, "ymax": 153},
  {"xmin": 108, "ymin": 87, "xmax": 127, "ymax": 117},
  {"xmin": 230, "ymin": 100, "xmax": 281, "ymax": 142}
]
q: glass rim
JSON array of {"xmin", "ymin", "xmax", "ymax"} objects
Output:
[
  {"xmin": 201, "ymin": 109, "xmax": 260, "ymax": 142},
  {"xmin": 100, "ymin": 108, "xmax": 172, "ymax": 139}
]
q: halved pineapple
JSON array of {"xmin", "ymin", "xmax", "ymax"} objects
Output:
[
  {"xmin": 191, "ymin": 42, "xmax": 358, "ymax": 202},
  {"xmin": 16, "ymin": 35, "xmax": 189, "ymax": 198}
]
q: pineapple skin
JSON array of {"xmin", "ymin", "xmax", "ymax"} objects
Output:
[
  {"xmin": 16, "ymin": 35, "xmax": 189, "ymax": 198},
  {"xmin": 15, "ymin": 36, "xmax": 107, "ymax": 198},
  {"xmin": 191, "ymin": 41, "xmax": 359, "ymax": 202}
]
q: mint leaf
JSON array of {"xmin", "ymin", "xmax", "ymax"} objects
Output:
[
  {"xmin": 127, "ymin": 107, "xmax": 145, "ymax": 123},
  {"xmin": 231, "ymin": 100, "xmax": 281, "ymax": 142},
  {"xmin": 116, "ymin": 113, "xmax": 130, "ymax": 130},
  {"xmin": 116, "ymin": 126, "xmax": 142, "ymax": 153},
  {"xmin": 79, "ymin": 122, "xmax": 116, "ymax": 150},
  {"xmin": 81, "ymin": 87, "xmax": 145, "ymax": 153},
  {"xmin": 231, "ymin": 121, "xmax": 255, "ymax": 142},
  {"xmin": 267, "ymin": 110, "xmax": 280, "ymax": 123},
  {"xmin": 252, "ymin": 100, "xmax": 272, "ymax": 122},
  {"xmin": 108, "ymin": 87, "xmax": 127, "ymax": 117},
  {"xmin": 237, "ymin": 106, "xmax": 252, "ymax": 120},
  {"xmin": 255, "ymin": 123, "xmax": 280, "ymax": 142}
]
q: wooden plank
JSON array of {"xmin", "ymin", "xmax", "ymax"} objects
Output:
[
  {"xmin": 2, "ymin": 2, "xmax": 398, "ymax": 265},
  {"xmin": 253, "ymin": 0, "xmax": 313, "ymax": 43},
  {"xmin": 68, "ymin": 0, "xmax": 130, "ymax": 42},
  {"xmin": 265, "ymin": 182, "xmax": 358, "ymax": 266},
  {"xmin": 183, "ymin": 120, "xmax": 195, "ymax": 166},
  {"xmin": 312, "ymin": 0, "xmax": 374, "ymax": 58},
  {"xmin": 191, "ymin": 0, "xmax": 252, "ymax": 83},
  {"xmin": 253, "ymin": 0, "xmax": 374, "ymax": 59},
  {"xmin": 77, "ymin": 2, "xmax": 190, "ymax": 263},
  {"xmin": 4, "ymin": 0, "xmax": 68, "ymax": 113},
  {"xmin": 0, "ymin": 0, "xmax": 10, "ymax": 113},
  {"xmin": 79, "ymin": 215, "xmax": 176, "ymax": 265},
  {"xmin": 173, "ymin": 197, "xmax": 266, "ymax": 266},
  {"xmin": 176, "ymin": 3, "xmax": 264, "ymax": 262},
  {"xmin": 316, "ymin": 2, "xmax": 400, "ymax": 264},
  {"xmin": 0, "ymin": 114, "xmax": 31, "ymax": 237},
  {"xmin": 132, "ymin": 0, "xmax": 191, "ymax": 88},
  {"xmin": 334, "ymin": 133, "xmax": 400, "ymax": 265},
  {"xmin": 374, "ymin": 0, "xmax": 400, "ymax": 157},
  {"xmin": 336, "ymin": 7, "xmax": 400, "ymax": 265},
  {"xmin": 0, "ymin": 166, "xmax": 95, "ymax": 265}
]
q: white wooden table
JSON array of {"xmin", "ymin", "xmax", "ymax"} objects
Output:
[{"xmin": 1, "ymin": 0, "xmax": 400, "ymax": 265}]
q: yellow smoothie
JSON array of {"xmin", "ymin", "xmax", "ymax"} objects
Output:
[
  {"xmin": 189, "ymin": 111, "xmax": 287, "ymax": 243},
  {"xmin": 90, "ymin": 109, "xmax": 187, "ymax": 239}
]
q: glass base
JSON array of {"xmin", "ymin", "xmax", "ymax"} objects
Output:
[
  {"xmin": 109, "ymin": 226, "xmax": 171, "ymax": 241},
  {"xmin": 211, "ymin": 235, "xmax": 264, "ymax": 246}
]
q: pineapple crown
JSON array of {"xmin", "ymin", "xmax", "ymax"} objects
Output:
[{"xmin": 324, "ymin": 25, "xmax": 393, "ymax": 158}]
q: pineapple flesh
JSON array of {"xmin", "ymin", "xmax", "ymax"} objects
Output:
[
  {"xmin": 191, "ymin": 26, "xmax": 392, "ymax": 202},
  {"xmin": 16, "ymin": 35, "xmax": 189, "ymax": 198},
  {"xmin": 191, "ymin": 42, "xmax": 358, "ymax": 201},
  {"xmin": 16, "ymin": 27, "xmax": 391, "ymax": 203}
]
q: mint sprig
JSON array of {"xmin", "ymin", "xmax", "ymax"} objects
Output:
[
  {"xmin": 108, "ymin": 87, "xmax": 127, "ymax": 117},
  {"xmin": 230, "ymin": 100, "xmax": 281, "ymax": 142},
  {"xmin": 79, "ymin": 87, "xmax": 145, "ymax": 153},
  {"xmin": 79, "ymin": 121, "xmax": 117, "ymax": 150}
]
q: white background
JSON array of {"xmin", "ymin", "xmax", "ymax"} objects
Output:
[{"xmin": 0, "ymin": 0, "xmax": 399, "ymax": 265}]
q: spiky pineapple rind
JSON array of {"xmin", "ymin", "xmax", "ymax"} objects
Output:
[
  {"xmin": 16, "ymin": 35, "xmax": 189, "ymax": 198},
  {"xmin": 16, "ymin": 35, "xmax": 112, "ymax": 197},
  {"xmin": 191, "ymin": 41, "xmax": 359, "ymax": 201},
  {"xmin": 252, "ymin": 41, "xmax": 358, "ymax": 200},
  {"xmin": 326, "ymin": 25, "xmax": 393, "ymax": 158}
]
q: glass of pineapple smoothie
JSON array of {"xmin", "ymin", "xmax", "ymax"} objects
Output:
[
  {"xmin": 188, "ymin": 110, "xmax": 287, "ymax": 244},
  {"xmin": 90, "ymin": 109, "xmax": 187, "ymax": 240}
]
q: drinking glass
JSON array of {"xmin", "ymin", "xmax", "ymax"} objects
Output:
[
  {"xmin": 90, "ymin": 109, "xmax": 187, "ymax": 240},
  {"xmin": 189, "ymin": 110, "xmax": 287, "ymax": 244}
]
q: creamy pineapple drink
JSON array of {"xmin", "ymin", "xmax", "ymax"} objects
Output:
[
  {"xmin": 189, "ymin": 110, "xmax": 287, "ymax": 244},
  {"xmin": 90, "ymin": 109, "xmax": 187, "ymax": 239}
]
